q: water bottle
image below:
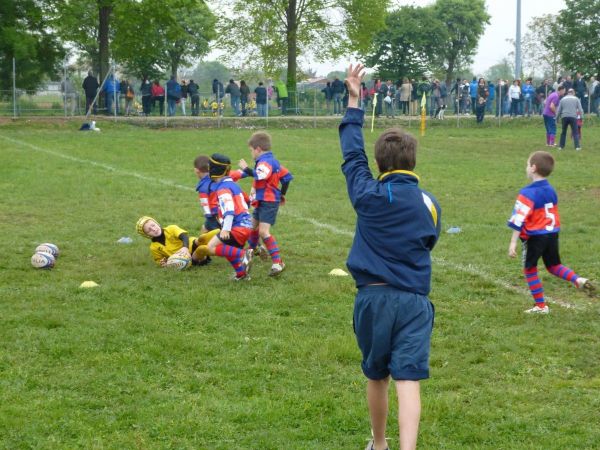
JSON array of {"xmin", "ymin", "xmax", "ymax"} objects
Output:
[{"xmin": 117, "ymin": 236, "xmax": 133, "ymax": 244}]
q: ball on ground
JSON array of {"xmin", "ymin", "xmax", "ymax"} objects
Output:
[
  {"xmin": 35, "ymin": 243, "xmax": 59, "ymax": 258},
  {"xmin": 31, "ymin": 252, "xmax": 55, "ymax": 269}
]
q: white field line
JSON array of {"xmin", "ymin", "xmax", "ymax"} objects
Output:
[{"xmin": 1, "ymin": 133, "xmax": 579, "ymax": 309}]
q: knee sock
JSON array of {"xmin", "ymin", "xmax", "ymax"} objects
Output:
[
  {"xmin": 524, "ymin": 267, "xmax": 545, "ymax": 307},
  {"xmin": 263, "ymin": 235, "xmax": 282, "ymax": 264},
  {"xmin": 547, "ymin": 264, "xmax": 579, "ymax": 284},
  {"xmin": 247, "ymin": 229, "xmax": 260, "ymax": 250},
  {"xmin": 214, "ymin": 243, "xmax": 246, "ymax": 277}
]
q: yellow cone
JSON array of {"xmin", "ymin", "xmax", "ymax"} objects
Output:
[{"xmin": 80, "ymin": 281, "xmax": 99, "ymax": 288}]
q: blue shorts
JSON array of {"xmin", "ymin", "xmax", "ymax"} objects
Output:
[
  {"xmin": 204, "ymin": 216, "xmax": 220, "ymax": 232},
  {"xmin": 353, "ymin": 285, "xmax": 434, "ymax": 381},
  {"xmin": 252, "ymin": 201, "xmax": 279, "ymax": 225}
]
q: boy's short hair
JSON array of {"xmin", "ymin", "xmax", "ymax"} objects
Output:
[
  {"xmin": 194, "ymin": 155, "xmax": 210, "ymax": 172},
  {"xmin": 529, "ymin": 151, "xmax": 554, "ymax": 177},
  {"xmin": 374, "ymin": 128, "xmax": 417, "ymax": 173},
  {"xmin": 248, "ymin": 131, "xmax": 272, "ymax": 151}
]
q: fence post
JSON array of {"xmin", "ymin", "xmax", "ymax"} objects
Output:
[
  {"xmin": 63, "ymin": 60, "xmax": 67, "ymax": 118},
  {"xmin": 313, "ymin": 88, "xmax": 316, "ymax": 128},
  {"xmin": 12, "ymin": 58, "xmax": 16, "ymax": 118}
]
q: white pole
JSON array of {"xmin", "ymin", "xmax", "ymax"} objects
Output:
[
  {"xmin": 12, "ymin": 58, "xmax": 16, "ymax": 119},
  {"xmin": 164, "ymin": 75, "xmax": 168, "ymax": 127},
  {"xmin": 63, "ymin": 60, "xmax": 67, "ymax": 118},
  {"xmin": 515, "ymin": 0, "xmax": 522, "ymax": 79}
]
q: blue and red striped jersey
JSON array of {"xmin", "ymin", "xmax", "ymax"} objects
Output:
[
  {"xmin": 196, "ymin": 175, "xmax": 218, "ymax": 218},
  {"xmin": 249, "ymin": 152, "xmax": 293, "ymax": 203},
  {"xmin": 508, "ymin": 179, "xmax": 561, "ymax": 238},
  {"xmin": 214, "ymin": 177, "xmax": 253, "ymax": 228}
]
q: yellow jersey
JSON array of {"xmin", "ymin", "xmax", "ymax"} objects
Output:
[{"xmin": 149, "ymin": 225, "xmax": 195, "ymax": 264}]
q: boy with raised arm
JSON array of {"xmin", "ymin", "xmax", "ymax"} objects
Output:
[{"xmin": 340, "ymin": 64, "xmax": 442, "ymax": 450}]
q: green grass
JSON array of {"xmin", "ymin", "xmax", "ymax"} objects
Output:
[{"xmin": 0, "ymin": 119, "xmax": 599, "ymax": 449}]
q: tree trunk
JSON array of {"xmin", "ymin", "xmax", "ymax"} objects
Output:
[
  {"xmin": 98, "ymin": 4, "xmax": 111, "ymax": 83},
  {"xmin": 286, "ymin": 0, "xmax": 297, "ymax": 110}
]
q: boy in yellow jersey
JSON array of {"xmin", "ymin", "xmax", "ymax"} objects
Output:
[{"xmin": 136, "ymin": 216, "xmax": 218, "ymax": 266}]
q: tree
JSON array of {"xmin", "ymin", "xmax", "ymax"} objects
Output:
[
  {"xmin": 189, "ymin": 60, "xmax": 232, "ymax": 93},
  {"xmin": 549, "ymin": 0, "xmax": 600, "ymax": 76},
  {"xmin": 0, "ymin": 0, "xmax": 64, "ymax": 92},
  {"xmin": 366, "ymin": 6, "xmax": 444, "ymax": 81},
  {"xmin": 114, "ymin": 0, "xmax": 215, "ymax": 79},
  {"xmin": 215, "ymin": 0, "xmax": 389, "ymax": 104},
  {"xmin": 432, "ymin": 0, "xmax": 490, "ymax": 85},
  {"xmin": 485, "ymin": 58, "xmax": 514, "ymax": 82}
]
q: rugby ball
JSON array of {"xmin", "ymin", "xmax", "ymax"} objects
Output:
[
  {"xmin": 35, "ymin": 243, "xmax": 59, "ymax": 258},
  {"xmin": 31, "ymin": 252, "xmax": 56, "ymax": 269},
  {"xmin": 165, "ymin": 254, "xmax": 192, "ymax": 270}
]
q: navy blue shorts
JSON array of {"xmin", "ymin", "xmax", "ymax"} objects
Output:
[
  {"xmin": 353, "ymin": 285, "xmax": 434, "ymax": 381},
  {"xmin": 252, "ymin": 201, "xmax": 279, "ymax": 225},
  {"xmin": 204, "ymin": 216, "xmax": 220, "ymax": 232}
]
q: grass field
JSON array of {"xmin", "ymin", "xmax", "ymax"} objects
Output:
[{"xmin": 1, "ymin": 118, "xmax": 599, "ymax": 449}]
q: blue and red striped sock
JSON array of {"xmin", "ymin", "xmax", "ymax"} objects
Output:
[
  {"xmin": 263, "ymin": 235, "xmax": 282, "ymax": 264},
  {"xmin": 247, "ymin": 229, "xmax": 260, "ymax": 250},
  {"xmin": 215, "ymin": 243, "xmax": 246, "ymax": 277},
  {"xmin": 524, "ymin": 267, "xmax": 545, "ymax": 307},
  {"xmin": 547, "ymin": 264, "xmax": 579, "ymax": 284}
]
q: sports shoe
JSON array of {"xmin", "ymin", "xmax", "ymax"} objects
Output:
[
  {"xmin": 243, "ymin": 249, "xmax": 254, "ymax": 275},
  {"xmin": 365, "ymin": 440, "xmax": 389, "ymax": 450},
  {"xmin": 575, "ymin": 147, "xmax": 581, "ymax": 151},
  {"xmin": 269, "ymin": 262, "xmax": 286, "ymax": 277},
  {"xmin": 525, "ymin": 305, "xmax": 549, "ymax": 314},
  {"xmin": 254, "ymin": 244, "xmax": 269, "ymax": 261},
  {"xmin": 576, "ymin": 277, "xmax": 596, "ymax": 296},
  {"xmin": 233, "ymin": 273, "xmax": 251, "ymax": 281}
]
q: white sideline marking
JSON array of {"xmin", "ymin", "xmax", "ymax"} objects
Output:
[{"xmin": 0, "ymin": 134, "xmax": 580, "ymax": 309}]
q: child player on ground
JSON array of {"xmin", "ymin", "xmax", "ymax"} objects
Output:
[
  {"xmin": 340, "ymin": 63, "xmax": 442, "ymax": 450},
  {"xmin": 507, "ymin": 151, "xmax": 595, "ymax": 313},
  {"xmin": 135, "ymin": 216, "xmax": 218, "ymax": 266},
  {"xmin": 238, "ymin": 132, "xmax": 293, "ymax": 276},
  {"xmin": 205, "ymin": 154, "xmax": 254, "ymax": 281}
]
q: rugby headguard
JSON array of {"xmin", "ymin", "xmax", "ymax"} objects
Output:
[
  {"xmin": 136, "ymin": 216, "xmax": 158, "ymax": 238},
  {"xmin": 209, "ymin": 153, "xmax": 231, "ymax": 179}
]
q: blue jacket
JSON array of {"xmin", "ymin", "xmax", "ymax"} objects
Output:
[
  {"xmin": 488, "ymin": 84, "xmax": 495, "ymax": 100},
  {"xmin": 104, "ymin": 77, "xmax": 120, "ymax": 94},
  {"xmin": 339, "ymin": 108, "xmax": 441, "ymax": 294},
  {"xmin": 469, "ymin": 80, "xmax": 478, "ymax": 97},
  {"xmin": 166, "ymin": 79, "xmax": 181, "ymax": 99},
  {"xmin": 522, "ymin": 83, "xmax": 535, "ymax": 99}
]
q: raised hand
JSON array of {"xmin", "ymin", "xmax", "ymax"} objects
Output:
[{"xmin": 344, "ymin": 63, "xmax": 366, "ymax": 108}]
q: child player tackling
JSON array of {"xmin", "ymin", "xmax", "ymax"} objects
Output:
[
  {"xmin": 340, "ymin": 63, "xmax": 442, "ymax": 450},
  {"xmin": 507, "ymin": 150, "xmax": 595, "ymax": 313}
]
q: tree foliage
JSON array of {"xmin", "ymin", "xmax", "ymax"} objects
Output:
[
  {"xmin": 366, "ymin": 6, "xmax": 443, "ymax": 81},
  {"xmin": 0, "ymin": 0, "xmax": 65, "ymax": 92},
  {"xmin": 432, "ymin": 0, "xmax": 490, "ymax": 84},
  {"xmin": 215, "ymin": 0, "xmax": 389, "ymax": 100},
  {"xmin": 550, "ymin": 0, "xmax": 600, "ymax": 76}
]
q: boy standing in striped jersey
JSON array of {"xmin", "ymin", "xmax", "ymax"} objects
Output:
[
  {"xmin": 239, "ymin": 132, "xmax": 293, "ymax": 276},
  {"xmin": 508, "ymin": 151, "xmax": 595, "ymax": 313}
]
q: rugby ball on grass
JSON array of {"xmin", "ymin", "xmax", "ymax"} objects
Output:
[
  {"xmin": 31, "ymin": 252, "xmax": 55, "ymax": 269},
  {"xmin": 35, "ymin": 243, "xmax": 59, "ymax": 258},
  {"xmin": 165, "ymin": 253, "xmax": 192, "ymax": 270}
]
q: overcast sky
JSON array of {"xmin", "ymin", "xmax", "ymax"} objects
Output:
[{"xmin": 304, "ymin": 0, "xmax": 567, "ymax": 76}]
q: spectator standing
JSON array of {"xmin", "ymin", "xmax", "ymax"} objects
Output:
[
  {"xmin": 360, "ymin": 82, "xmax": 370, "ymax": 111},
  {"xmin": 562, "ymin": 75, "xmax": 573, "ymax": 92},
  {"xmin": 399, "ymin": 78, "xmax": 411, "ymax": 115},
  {"xmin": 487, "ymin": 82, "xmax": 495, "ymax": 113},
  {"xmin": 166, "ymin": 75, "xmax": 181, "ymax": 117},
  {"xmin": 475, "ymin": 78, "xmax": 489, "ymax": 123},
  {"xmin": 430, "ymin": 80, "xmax": 441, "ymax": 118},
  {"xmin": 82, "ymin": 71, "xmax": 99, "ymax": 115},
  {"xmin": 450, "ymin": 78, "xmax": 461, "ymax": 115},
  {"xmin": 104, "ymin": 74, "xmax": 120, "ymax": 115},
  {"xmin": 212, "ymin": 79, "xmax": 224, "ymax": 102},
  {"xmin": 542, "ymin": 85, "xmax": 565, "ymax": 147},
  {"xmin": 460, "ymin": 80, "xmax": 470, "ymax": 114},
  {"xmin": 151, "ymin": 79, "xmax": 165, "ymax": 115},
  {"xmin": 469, "ymin": 77, "xmax": 478, "ymax": 114},
  {"xmin": 417, "ymin": 76, "xmax": 431, "ymax": 114},
  {"xmin": 509, "ymin": 80, "xmax": 521, "ymax": 117},
  {"xmin": 556, "ymin": 88, "xmax": 584, "ymax": 150},
  {"xmin": 495, "ymin": 79, "xmax": 504, "ymax": 117},
  {"xmin": 275, "ymin": 80, "xmax": 288, "ymax": 115},
  {"xmin": 573, "ymin": 72, "xmax": 587, "ymax": 111},
  {"xmin": 119, "ymin": 78, "xmax": 128, "ymax": 113},
  {"xmin": 255, "ymin": 81, "xmax": 268, "ymax": 117},
  {"xmin": 321, "ymin": 81, "xmax": 333, "ymax": 114},
  {"xmin": 122, "ymin": 79, "xmax": 135, "ymax": 116},
  {"xmin": 140, "ymin": 76, "xmax": 152, "ymax": 116},
  {"xmin": 410, "ymin": 79, "xmax": 418, "ymax": 115},
  {"xmin": 180, "ymin": 80, "xmax": 188, "ymax": 116},
  {"xmin": 591, "ymin": 76, "xmax": 600, "ymax": 117},
  {"xmin": 188, "ymin": 79, "xmax": 200, "ymax": 116},
  {"xmin": 331, "ymin": 77, "xmax": 345, "ymax": 115},
  {"xmin": 240, "ymin": 80, "xmax": 250, "ymax": 116},
  {"xmin": 522, "ymin": 78, "xmax": 535, "ymax": 117},
  {"xmin": 226, "ymin": 79, "xmax": 241, "ymax": 116},
  {"xmin": 384, "ymin": 80, "xmax": 396, "ymax": 118}
]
